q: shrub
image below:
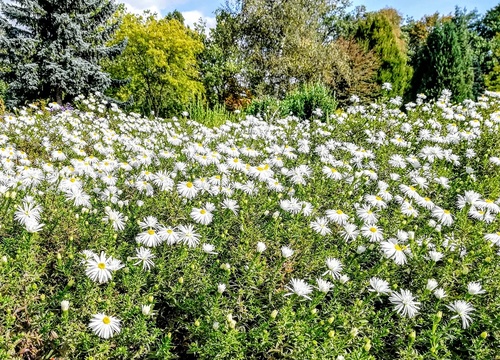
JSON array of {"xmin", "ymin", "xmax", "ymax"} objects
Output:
[{"xmin": 281, "ymin": 83, "xmax": 337, "ymax": 120}]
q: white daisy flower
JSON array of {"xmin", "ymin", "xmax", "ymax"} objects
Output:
[
  {"xmin": 315, "ymin": 278, "xmax": 334, "ymax": 293},
  {"xmin": 281, "ymin": 246, "xmax": 294, "ymax": 258},
  {"xmin": 368, "ymin": 277, "xmax": 391, "ymax": 295},
  {"xmin": 284, "ymin": 278, "xmax": 313, "ymax": 300},
  {"xmin": 446, "ymin": 300, "xmax": 475, "ymax": 329},
  {"xmin": 467, "ymin": 282, "xmax": 485, "ymax": 295},
  {"xmin": 131, "ymin": 247, "xmax": 155, "ymax": 271},
  {"xmin": 88, "ymin": 313, "xmax": 121, "ymax": 339},
  {"xmin": 323, "ymin": 258, "xmax": 343, "ymax": 279},
  {"xmin": 389, "ymin": 289, "xmax": 421, "ymax": 318},
  {"xmin": 177, "ymin": 224, "xmax": 201, "ymax": 248},
  {"xmin": 310, "ymin": 217, "xmax": 331, "ymax": 236}
]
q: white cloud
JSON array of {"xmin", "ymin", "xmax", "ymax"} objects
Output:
[
  {"xmin": 121, "ymin": 0, "xmax": 185, "ymax": 15},
  {"xmin": 181, "ymin": 10, "xmax": 216, "ymax": 30}
]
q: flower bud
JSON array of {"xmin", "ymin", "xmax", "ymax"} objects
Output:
[
  {"xmin": 217, "ymin": 283, "xmax": 226, "ymax": 294},
  {"xmin": 270, "ymin": 310, "xmax": 278, "ymax": 319},
  {"xmin": 480, "ymin": 332, "xmax": 488, "ymax": 339},
  {"xmin": 61, "ymin": 300, "xmax": 70, "ymax": 312},
  {"xmin": 364, "ymin": 341, "xmax": 371, "ymax": 352}
]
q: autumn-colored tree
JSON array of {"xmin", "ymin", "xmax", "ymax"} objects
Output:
[
  {"xmin": 321, "ymin": 38, "xmax": 380, "ymax": 103},
  {"xmin": 104, "ymin": 12, "xmax": 204, "ymax": 117}
]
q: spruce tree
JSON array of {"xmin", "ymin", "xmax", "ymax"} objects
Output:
[{"xmin": 0, "ymin": 0, "xmax": 126, "ymax": 106}]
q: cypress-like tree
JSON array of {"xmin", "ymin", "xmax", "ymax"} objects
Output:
[
  {"xmin": 411, "ymin": 14, "xmax": 474, "ymax": 102},
  {"xmin": 0, "ymin": 0, "xmax": 126, "ymax": 106},
  {"xmin": 354, "ymin": 9, "xmax": 412, "ymax": 96}
]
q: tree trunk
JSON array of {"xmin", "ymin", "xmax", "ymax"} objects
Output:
[{"xmin": 56, "ymin": 88, "xmax": 63, "ymax": 105}]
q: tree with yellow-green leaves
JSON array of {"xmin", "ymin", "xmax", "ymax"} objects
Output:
[{"xmin": 104, "ymin": 11, "xmax": 204, "ymax": 117}]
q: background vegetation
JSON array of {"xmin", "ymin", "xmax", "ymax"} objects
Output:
[{"xmin": 0, "ymin": 1, "xmax": 499, "ymax": 121}]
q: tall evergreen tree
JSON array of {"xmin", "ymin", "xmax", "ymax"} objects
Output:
[
  {"xmin": 0, "ymin": 0, "xmax": 126, "ymax": 106},
  {"xmin": 411, "ymin": 12, "xmax": 474, "ymax": 102}
]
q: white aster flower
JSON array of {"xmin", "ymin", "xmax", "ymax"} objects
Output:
[
  {"xmin": 446, "ymin": 300, "xmax": 475, "ymax": 329},
  {"xmin": 202, "ymin": 243, "xmax": 218, "ymax": 255},
  {"xmin": 467, "ymin": 282, "xmax": 485, "ymax": 295},
  {"xmin": 310, "ymin": 217, "xmax": 331, "ymax": 236},
  {"xmin": 131, "ymin": 247, "xmax": 155, "ymax": 271},
  {"xmin": 177, "ymin": 224, "xmax": 200, "ymax": 248},
  {"xmin": 281, "ymin": 245, "xmax": 294, "ymax": 258},
  {"xmin": 315, "ymin": 278, "xmax": 334, "ymax": 293},
  {"xmin": 256, "ymin": 241, "xmax": 267, "ymax": 253},
  {"xmin": 88, "ymin": 313, "xmax": 121, "ymax": 339},
  {"xmin": 389, "ymin": 289, "xmax": 420, "ymax": 318},
  {"xmin": 84, "ymin": 251, "xmax": 120, "ymax": 284},
  {"xmin": 368, "ymin": 277, "xmax": 391, "ymax": 295},
  {"xmin": 323, "ymin": 257, "xmax": 343, "ymax": 279},
  {"xmin": 284, "ymin": 278, "xmax": 313, "ymax": 300}
]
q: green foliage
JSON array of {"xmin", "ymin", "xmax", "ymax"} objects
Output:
[
  {"xmin": 485, "ymin": 34, "xmax": 500, "ymax": 91},
  {"xmin": 186, "ymin": 100, "xmax": 243, "ymax": 127},
  {"xmin": 245, "ymin": 96, "xmax": 281, "ymax": 118},
  {"xmin": 0, "ymin": 0, "xmax": 125, "ymax": 106},
  {"xmin": 104, "ymin": 12, "xmax": 204, "ymax": 118},
  {"xmin": 281, "ymin": 83, "xmax": 337, "ymax": 120},
  {"xmin": 246, "ymin": 83, "xmax": 337, "ymax": 121},
  {"xmin": 196, "ymin": 9, "xmax": 245, "ymax": 110},
  {"xmin": 217, "ymin": 0, "xmax": 352, "ymax": 98},
  {"xmin": 476, "ymin": 3, "xmax": 500, "ymax": 40},
  {"xmin": 354, "ymin": 9, "xmax": 412, "ymax": 96},
  {"xmin": 411, "ymin": 13, "xmax": 475, "ymax": 102},
  {"xmin": 1, "ymin": 92, "xmax": 500, "ymax": 358}
]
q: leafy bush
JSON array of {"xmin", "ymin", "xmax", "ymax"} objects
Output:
[
  {"xmin": 246, "ymin": 83, "xmax": 337, "ymax": 121},
  {"xmin": 244, "ymin": 95, "xmax": 281, "ymax": 119},
  {"xmin": 281, "ymin": 83, "xmax": 337, "ymax": 120}
]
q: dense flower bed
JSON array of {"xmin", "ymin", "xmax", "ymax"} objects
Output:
[{"xmin": 0, "ymin": 91, "xmax": 499, "ymax": 359}]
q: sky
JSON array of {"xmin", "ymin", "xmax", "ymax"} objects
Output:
[{"xmin": 120, "ymin": 0, "xmax": 499, "ymax": 28}]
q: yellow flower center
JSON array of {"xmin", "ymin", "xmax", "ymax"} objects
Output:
[
  {"xmin": 331, "ymin": 168, "xmax": 337, "ymax": 173},
  {"xmin": 424, "ymin": 197, "xmax": 431, "ymax": 202},
  {"xmin": 200, "ymin": 209, "xmax": 206, "ymax": 214},
  {"xmin": 233, "ymin": 158, "xmax": 239, "ymax": 163},
  {"xmin": 485, "ymin": 199, "xmax": 493, "ymax": 203},
  {"xmin": 186, "ymin": 182, "xmax": 193, "ymax": 188},
  {"xmin": 336, "ymin": 210, "xmax": 343, "ymax": 215},
  {"xmin": 394, "ymin": 244, "xmax": 403, "ymax": 251},
  {"xmin": 369, "ymin": 227, "xmax": 377, "ymax": 233},
  {"xmin": 409, "ymin": 186, "xmax": 416, "ymax": 191},
  {"xmin": 167, "ymin": 229, "xmax": 173, "ymax": 234},
  {"xmin": 147, "ymin": 229, "xmax": 155, "ymax": 235},
  {"xmin": 102, "ymin": 316, "xmax": 111, "ymax": 325},
  {"xmin": 98, "ymin": 262, "xmax": 106, "ymax": 270},
  {"xmin": 375, "ymin": 196, "xmax": 382, "ymax": 201},
  {"xmin": 70, "ymin": 178, "xmax": 76, "ymax": 183},
  {"xmin": 444, "ymin": 210, "xmax": 450, "ymax": 214}
]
